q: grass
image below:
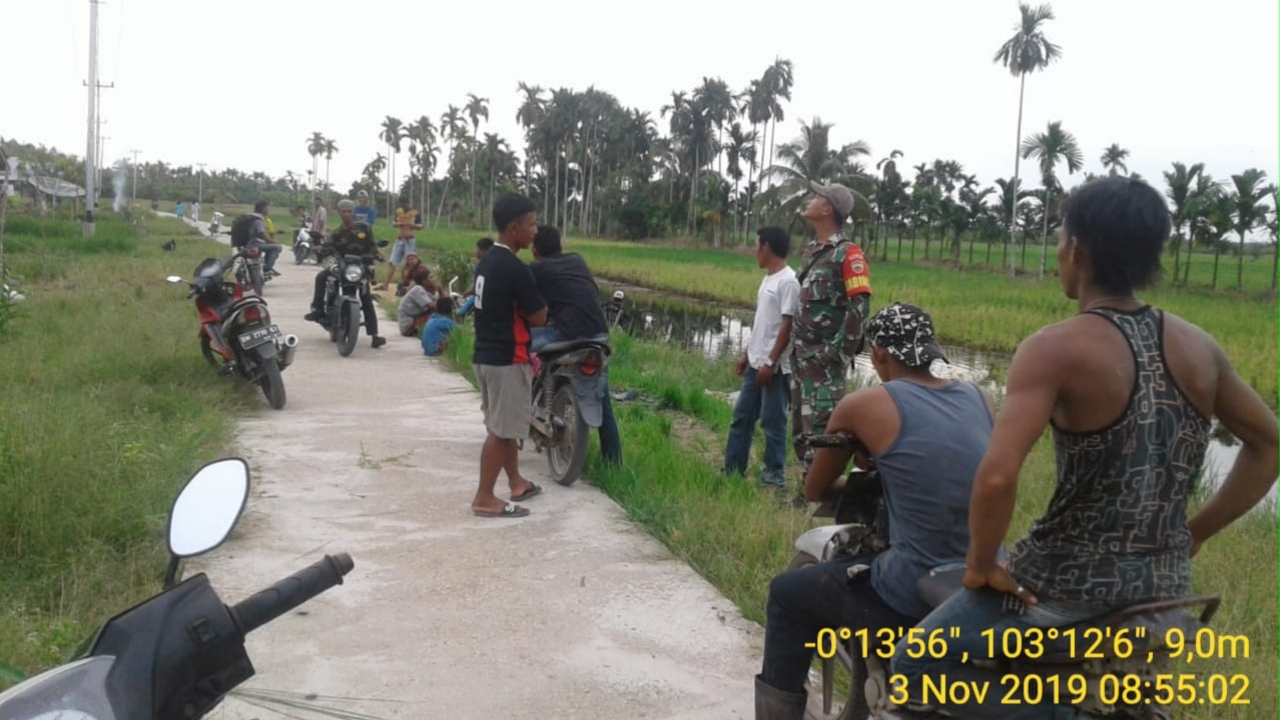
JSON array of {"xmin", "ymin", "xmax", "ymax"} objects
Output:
[
  {"xmin": 414, "ymin": 227, "xmax": 1278, "ymax": 406},
  {"xmin": 434, "ymin": 278, "xmax": 1275, "ymax": 719},
  {"xmin": 0, "ymin": 211, "xmax": 253, "ymax": 682}
]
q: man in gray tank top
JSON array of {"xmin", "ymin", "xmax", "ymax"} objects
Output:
[{"xmin": 754, "ymin": 302, "xmax": 997, "ymax": 720}]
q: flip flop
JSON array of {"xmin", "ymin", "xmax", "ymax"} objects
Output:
[
  {"xmin": 473, "ymin": 503, "xmax": 529, "ymax": 518},
  {"xmin": 510, "ymin": 483, "xmax": 543, "ymax": 502}
]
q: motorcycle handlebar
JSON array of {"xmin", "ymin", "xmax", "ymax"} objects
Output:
[{"xmin": 230, "ymin": 553, "xmax": 354, "ymax": 635}]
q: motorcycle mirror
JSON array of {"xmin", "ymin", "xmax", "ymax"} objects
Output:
[
  {"xmin": 163, "ymin": 458, "xmax": 250, "ymax": 586},
  {"xmin": 165, "ymin": 276, "xmax": 184, "ymax": 284}
]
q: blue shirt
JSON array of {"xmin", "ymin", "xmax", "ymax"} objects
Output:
[
  {"xmin": 354, "ymin": 203, "xmax": 376, "ymax": 226},
  {"xmin": 421, "ymin": 315, "xmax": 456, "ymax": 356}
]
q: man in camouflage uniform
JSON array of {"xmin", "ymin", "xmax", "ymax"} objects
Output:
[
  {"xmin": 304, "ymin": 198, "xmax": 387, "ymax": 348},
  {"xmin": 791, "ymin": 181, "xmax": 873, "ymax": 476}
]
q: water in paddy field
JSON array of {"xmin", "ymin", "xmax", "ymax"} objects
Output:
[{"xmin": 602, "ymin": 282, "xmax": 1277, "ymax": 509}]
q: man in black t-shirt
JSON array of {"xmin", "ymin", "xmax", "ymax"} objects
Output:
[
  {"xmin": 529, "ymin": 225, "xmax": 622, "ymax": 464},
  {"xmin": 470, "ymin": 193, "xmax": 548, "ymax": 519}
]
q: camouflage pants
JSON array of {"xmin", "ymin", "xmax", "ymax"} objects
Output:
[{"xmin": 790, "ymin": 352, "xmax": 848, "ymax": 472}]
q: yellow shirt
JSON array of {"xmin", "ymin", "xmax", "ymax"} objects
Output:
[
  {"xmin": 394, "ymin": 208, "xmax": 421, "ymax": 238},
  {"xmin": 265, "ymin": 217, "xmax": 276, "ymax": 239}
]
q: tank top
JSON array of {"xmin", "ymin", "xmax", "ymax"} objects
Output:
[
  {"xmin": 1008, "ymin": 307, "xmax": 1212, "ymax": 606},
  {"xmin": 870, "ymin": 380, "xmax": 994, "ymax": 619}
]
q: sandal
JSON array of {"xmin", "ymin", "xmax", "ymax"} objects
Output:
[
  {"xmin": 473, "ymin": 503, "xmax": 529, "ymax": 518},
  {"xmin": 510, "ymin": 483, "xmax": 543, "ymax": 502}
]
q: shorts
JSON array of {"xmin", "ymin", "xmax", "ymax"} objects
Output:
[
  {"xmin": 473, "ymin": 363, "xmax": 532, "ymax": 439},
  {"xmin": 390, "ymin": 237, "xmax": 416, "ymax": 265}
]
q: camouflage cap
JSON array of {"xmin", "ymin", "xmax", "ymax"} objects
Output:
[{"xmin": 865, "ymin": 302, "xmax": 949, "ymax": 368}]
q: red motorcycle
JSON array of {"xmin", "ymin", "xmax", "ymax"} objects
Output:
[{"xmin": 168, "ymin": 250, "xmax": 298, "ymax": 409}]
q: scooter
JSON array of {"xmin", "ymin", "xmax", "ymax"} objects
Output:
[
  {"xmin": 529, "ymin": 337, "xmax": 612, "ymax": 485},
  {"xmin": 0, "ymin": 457, "xmax": 354, "ymax": 720},
  {"xmin": 292, "ymin": 228, "xmax": 321, "ymax": 265},
  {"xmin": 168, "ymin": 251, "xmax": 298, "ymax": 410},
  {"xmin": 793, "ymin": 433, "xmax": 1225, "ymax": 720},
  {"xmin": 208, "ymin": 211, "xmax": 225, "ymax": 236}
]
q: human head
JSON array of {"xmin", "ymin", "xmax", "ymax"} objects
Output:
[
  {"xmin": 410, "ymin": 267, "xmax": 430, "ymax": 286},
  {"xmin": 399, "ymin": 196, "xmax": 411, "ymax": 210},
  {"xmin": 475, "ymin": 237, "xmax": 495, "ymax": 259},
  {"xmin": 611, "ymin": 290, "xmax": 624, "ymax": 304},
  {"xmin": 492, "ymin": 193, "xmax": 537, "ymax": 249},
  {"xmin": 337, "ymin": 198, "xmax": 355, "ymax": 225},
  {"xmin": 864, "ymin": 302, "xmax": 948, "ymax": 379},
  {"xmin": 1057, "ymin": 176, "xmax": 1170, "ymax": 299},
  {"xmin": 755, "ymin": 226, "xmax": 791, "ymax": 268},
  {"xmin": 356, "ymin": 190, "xmax": 370, "ymax": 205},
  {"xmin": 803, "ymin": 181, "xmax": 852, "ymax": 229},
  {"xmin": 254, "ymin": 200, "xmax": 269, "ymax": 215},
  {"xmin": 314, "ymin": 196, "xmax": 323, "ymax": 207},
  {"xmin": 436, "ymin": 296, "xmax": 454, "ymax": 316},
  {"xmin": 533, "ymin": 224, "xmax": 563, "ymax": 259}
]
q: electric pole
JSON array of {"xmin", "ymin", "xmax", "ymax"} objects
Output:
[
  {"xmin": 196, "ymin": 162, "xmax": 207, "ymax": 206},
  {"xmin": 84, "ymin": 0, "xmax": 101, "ymax": 236},
  {"xmin": 130, "ymin": 149, "xmax": 141, "ymax": 200}
]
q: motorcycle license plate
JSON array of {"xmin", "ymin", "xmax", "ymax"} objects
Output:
[{"xmin": 239, "ymin": 324, "xmax": 281, "ymax": 349}]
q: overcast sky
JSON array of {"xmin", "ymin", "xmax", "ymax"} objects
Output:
[{"xmin": 7, "ymin": 0, "xmax": 1278, "ymax": 199}]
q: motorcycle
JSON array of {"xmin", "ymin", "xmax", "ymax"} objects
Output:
[
  {"xmin": 314, "ymin": 241, "xmax": 387, "ymax": 357},
  {"xmin": 528, "ymin": 337, "xmax": 612, "ymax": 485},
  {"xmin": 167, "ymin": 251, "xmax": 298, "ymax": 410},
  {"xmin": 446, "ymin": 276, "xmax": 474, "ymax": 320},
  {"xmin": 230, "ymin": 243, "xmax": 267, "ymax": 296},
  {"xmin": 292, "ymin": 228, "xmax": 321, "ymax": 265},
  {"xmin": 208, "ymin": 211, "xmax": 225, "ymax": 236},
  {"xmin": 0, "ymin": 457, "xmax": 355, "ymax": 720},
  {"xmin": 792, "ymin": 433, "xmax": 1224, "ymax": 720}
]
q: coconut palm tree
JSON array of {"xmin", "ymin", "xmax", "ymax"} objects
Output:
[
  {"xmin": 306, "ymin": 132, "xmax": 326, "ymax": 203},
  {"xmin": 1163, "ymin": 162, "xmax": 1204, "ymax": 285},
  {"xmin": 1100, "ymin": 143, "xmax": 1130, "ymax": 176},
  {"xmin": 363, "ymin": 154, "xmax": 387, "ymax": 193},
  {"xmin": 436, "ymin": 104, "xmax": 468, "ymax": 227},
  {"xmin": 379, "ymin": 116, "xmax": 405, "ymax": 215},
  {"xmin": 724, "ymin": 121, "xmax": 754, "ymax": 242},
  {"xmin": 760, "ymin": 58, "xmax": 794, "ymax": 193},
  {"xmin": 515, "ymin": 82, "xmax": 546, "ymax": 198},
  {"xmin": 993, "ymin": 2, "xmax": 1063, "ymax": 277},
  {"xmin": 322, "ymin": 138, "xmax": 337, "ymax": 197},
  {"xmin": 1228, "ymin": 168, "xmax": 1270, "ymax": 290},
  {"xmin": 464, "ymin": 93, "xmax": 490, "ymax": 222},
  {"xmin": 1020, "ymin": 120, "xmax": 1083, "ymax": 279},
  {"xmin": 762, "ymin": 117, "xmax": 872, "ymax": 226}
]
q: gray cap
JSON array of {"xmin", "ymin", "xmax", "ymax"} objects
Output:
[{"xmin": 810, "ymin": 181, "xmax": 855, "ymax": 218}]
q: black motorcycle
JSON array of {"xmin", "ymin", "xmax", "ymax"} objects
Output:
[{"xmin": 314, "ymin": 241, "xmax": 386, "ymax": 357}]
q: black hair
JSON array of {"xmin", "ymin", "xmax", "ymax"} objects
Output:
[
  {"xmin": 1061, "ymin": 176, "xmax": 1170, "ymax": 294},
  {"xmin": 476, "ymin": 237, "xmax": 495, "ymax": 252},
  {"xmin": 436, "ymin": 296, "xmax": 454, "ymax": 315},
  {"xmin": 253, "ymin": 200, "xmax": 269, "ymax": 213},
  {"xmin": 410, "ymin": 267, "xmax": 430, "ymax": 285},
  {"xmin": 533, "ymin": 224, "xmax": 563, "ymax": 257},
  {"xmin": 756, "ymin": 226, "xmax": 791, "ymax": 258},
  {"xmin": 492, "ymin": 193, "xmax": 536, "ymax": 233}
]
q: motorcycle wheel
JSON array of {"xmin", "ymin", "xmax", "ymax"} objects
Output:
[
  {"xmin": 249, "ymin": 264, "xmax": 265, "ymax": 295},
  {"xmin": 294, "ymin": 244, "xmax": 307, "ymax": 265},
  {"xmin": 200, "ymin": 334, "xmax": 231, "ymax": 372},
  {"xmin": 546, "ymin": 382, "xmax": 589, "ymax": 486},
  {"xmin": 788, "ymin": 552, "xmax": 869, "ymax": 720},
  {"xmin": 258, "ymin": 355, "xmax": 287, "ymax": 409},
  {"xmin": 338, "ymin": 302, "xmax": 360, "ymax": 357}
]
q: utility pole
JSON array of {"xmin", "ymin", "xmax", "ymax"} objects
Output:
[
  {"xmin": 84, "ymin": 0, "xmax": 101, "ymax": 236},
  {"xmin": 196, "ymin": 162, "xmax": 206, "ymax": 206},
  {"xmin": 129, "ymin": 149, "xmax": 141, "ymax": 200}
]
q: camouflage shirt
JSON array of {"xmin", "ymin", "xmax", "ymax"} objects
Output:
[
  {"xmin": 327, "ymin": 222, "xmax": 376, "ymax": 257},
  {"xmin": 792, "ymin": 234, "xmax": 873, "ymax": 365}
]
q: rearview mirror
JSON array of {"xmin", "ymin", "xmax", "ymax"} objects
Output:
[
  {"xmin": 166, "ymin": 275, "xmax": 184, "ymax": 284},
  {"xmin": 166, "ymin": 457, "xmax": 250, "ymax": 559}
]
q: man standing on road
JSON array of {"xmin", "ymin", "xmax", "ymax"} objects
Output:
[
  {"xmin": 470, "ymin": 193, "xmax": 547, "ymax": 519},
  {"xmin": 354, "ymin": 190, "xmax": 376, "ymax": 226},
  {"xmin": 791, "ymin": 181, "xmax": 873, "ymax": 486},
  {"xmin": 723, "ymin": 226, "xmax": 800, "ymax": 493},
  {"xmin": 309, "ymin": 196, "xmax": 328, "ymax": 240},
  {"xmin": 379, "ymin": 196, "xmax": 422, "ymax": 290}
]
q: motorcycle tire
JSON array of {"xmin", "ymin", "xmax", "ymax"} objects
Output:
[
  {"xmin": 788, "ymin": 552, "xmax": 869, "ymax": 720},
  {"xmin": 547, "ymin": 382, "xmax": 589, "ymax": 486},
  {"xmin": 200, "ymin": 334, "xmax": 231, "ymax": 372},
  {"xmin": 338, "ymin": 302, "xmax": 360, "ymax": 357},
  {"xmin": 249, "ymin": 264, "xmax": 265, "ymax": 295},
  {"xmin": 258, "ymin": 355, "xmax": 287, "ymax": 410},
  {"xmin": 294, "ymin": 245, "xmax": 307, "ymax": 265}
]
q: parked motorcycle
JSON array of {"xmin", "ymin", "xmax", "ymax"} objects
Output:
[
  {"xmin": 314, "ymin": 241, "xmax": 387, "ymax": 357},
  {"xmin": 292, "ymin": 228, "xmax": 321, "ymax": 265},
  {"xmin": 792, "ymin": 433, "xmax": 1224, "ymax": 720},
  {"xmin": 167, "ymin": 251, "xmax": 298, "ymax": 409},
  {"xmin": 208, "ymin": 211, "xmax": 225, "ymax": 236},
  {"xmin": 528, "ymin": 337, "xmax": 612, "ymax": 485},
  {"xmin": 0, "ymin": 457, "xmax": 355, "ymax": 720},
  {"xmin": 446, "ymin": 276, "xmax": 474, "ymax": 320},
  {"xmin": 230, "ymin": 243, "xmax": 267, "ymax": 295}
]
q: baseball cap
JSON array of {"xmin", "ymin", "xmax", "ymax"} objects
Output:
[
  {"xmin": 357, "ymin": 190, "xmax": 369, "ymax": 198},
  {"xmin": 612, "ymin": 290, "xmax": 625, "ymax": 301},
  {"xmin": 865, "ymin": 302, "xmax": 949, "ymax": 368},
  {"xmin": 809, "ymin": 181, "xmax": 855, "ymax": 218}
]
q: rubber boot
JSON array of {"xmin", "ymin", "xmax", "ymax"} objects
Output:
[{"xmin": 755, "ymin": 675, "xmax": 807, "ymax": 720}]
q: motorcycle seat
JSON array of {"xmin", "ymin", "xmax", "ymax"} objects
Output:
[{"xmin": 537, "ymin": 338, "xmax": 612, "ymax": 357}]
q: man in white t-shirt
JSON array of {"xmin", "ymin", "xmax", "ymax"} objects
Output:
[{"xmin": 723, "ymin": 226, "xmax": 801, "ymax": 491}]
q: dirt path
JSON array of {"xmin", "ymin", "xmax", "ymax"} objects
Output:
[{"xmin": 172, "ymin": 221, "xmax": 763, "ymax": 719}]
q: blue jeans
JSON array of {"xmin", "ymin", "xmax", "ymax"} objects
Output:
[
  {"xmin": 530, "ymin": 327, "xmax": 622, "ymax": 465},
  {"xmin": 251, "ymin": 240, "xmax": 282, "ymax": 273},
  {"xmin": 889, "ymin": 587, "xmax": 1102, "ymax": 720},
  {"xmin": 723, "ymin": 366, "xmax": 790, "ymax": 487}
]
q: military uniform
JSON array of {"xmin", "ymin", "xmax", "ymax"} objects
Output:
[
  {"xmin": 790, "ymin": 233, "xmax": 872, "ymax": 469},
  {"xmin": 310, "ymin": 222, "xmax": 381, "ymax": 338}
]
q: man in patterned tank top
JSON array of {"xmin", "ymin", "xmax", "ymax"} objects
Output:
[{"xmin": 889, "ymin": 176, "xmax": 1278, "ymax": 719}]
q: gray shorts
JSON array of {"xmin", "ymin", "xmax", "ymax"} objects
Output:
[
  {"xmin": 390, "ymin": 237, "xmax": 416, "ymax": 265},
  {"xmin": 473, "ymin": 363, "xmax": 532, "ymax": 439}
]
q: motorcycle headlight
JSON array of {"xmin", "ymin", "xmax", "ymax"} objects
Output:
[{"xmin": 343, "ymin": 264, "xmax": 364, "ymax": 283}]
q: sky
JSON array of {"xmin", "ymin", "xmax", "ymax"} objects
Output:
[{"xmin": 6, "ymin": 0, "xmax": 1278, "ymax": 200}]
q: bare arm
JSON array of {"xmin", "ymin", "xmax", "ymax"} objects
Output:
[
  {"xmin": 1187, "ymin": 344, "xmax": 1279, "ymax": 553},
  {"xmin": 755, "ymin": 316, "xmax": 794, "ymax": 386},
  {"xmin": 803, "ymin": 389, "xmax": 876, "ymax": 502}
]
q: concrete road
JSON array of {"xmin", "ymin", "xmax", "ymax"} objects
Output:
[{"xmin": 173, "ymin": 227, "xmax": 764, "ymax": 719}]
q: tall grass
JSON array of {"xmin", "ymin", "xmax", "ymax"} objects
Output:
[{"xmin": 0, "ymin": 213, "xmax": 251, "ymax": 679}]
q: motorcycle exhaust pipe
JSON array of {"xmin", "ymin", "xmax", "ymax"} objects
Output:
[{"xmin": 278, "ymin": 334, "xmax": 300, "ymax": 368}]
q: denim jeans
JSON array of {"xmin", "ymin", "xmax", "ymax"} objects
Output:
[
  {"xmin": 251, "ymin": 240, "xmax": 282, "ymax": 273},
  {"xmin": 530, "ymin": 326, "xmax": 622, "ymax": 464},
  {"xmin": 723, "ymin": 366, "xmax": 790, "ymax": 487},
  {"xmin": 889, "ymin": 587, "xmax": 1103, "ymax": 720},
  {"xmin": 761, "ymin": 554, "xmax": 919, "ymax": 695}
]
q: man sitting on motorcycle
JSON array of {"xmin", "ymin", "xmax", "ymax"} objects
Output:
[
  {"xmin": 249, "ymin": 200, "xmax": 283, "ymax": 278},
  {"xmin": 304, "ymin": 199, "xmax": 387, "ymax": 349},
  {"xmin": 528, "ymin": 223, "xmax": 622, "ymax": 465},
  {"xmin": 888, "ymin": 177, "xmax": 1279, "ymax": 719},
  {"xmin": 755, "ymin": 302, "xmax": 996, "ymax": 720}
]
